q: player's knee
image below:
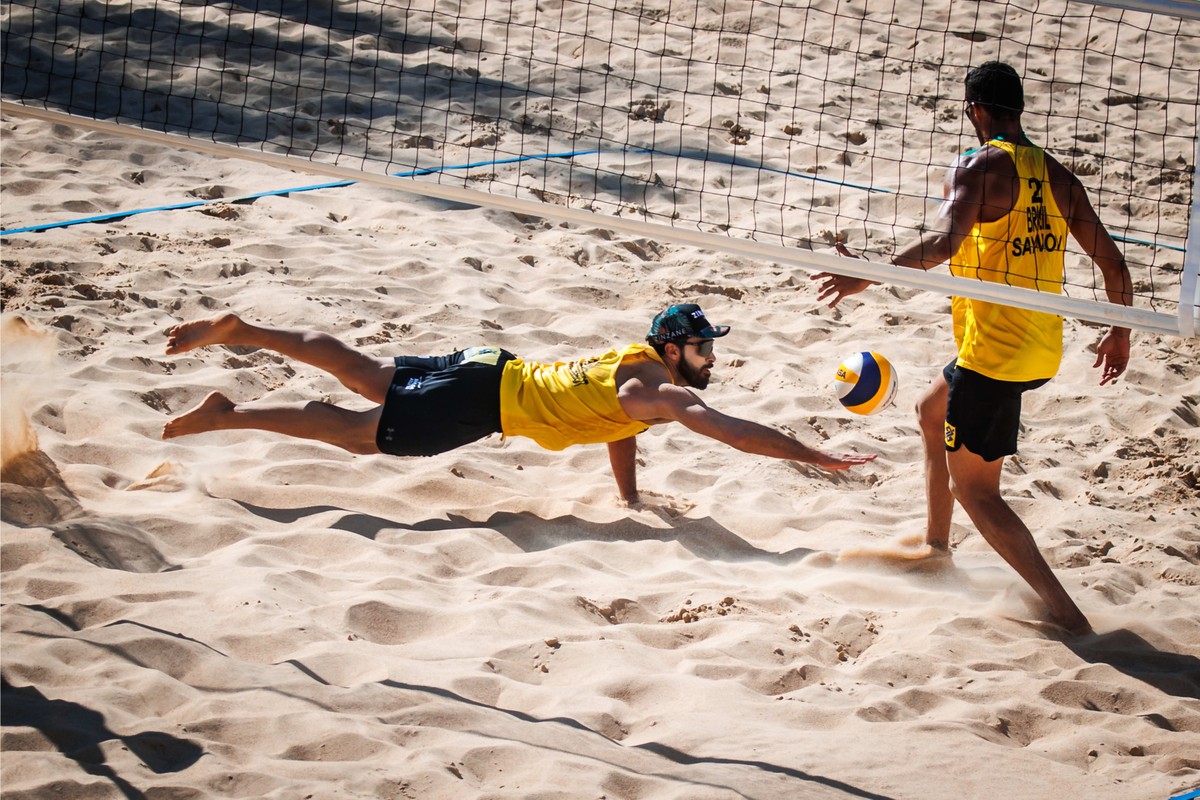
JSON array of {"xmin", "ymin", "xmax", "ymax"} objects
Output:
[
  {"xmin": 346, "ymin": 440, "xmax": 380, "ymax": 455},
  {"xmin": 948, "ymin": 478, "xmax": 1002, "ymax": 513},
  {"xmin": 915, "ymin": 380, "xmax": 948, "ymax": 427},
  {"xmin": 333, "ymin": 427, "xmax": 379, "ymax": 455},
  {"xmin": 344, "ymin": 360, "xmax": 394, "ymax": 402},
  {"xmin": 342, "ymin": 408, "xmax": 383, "ymax": 455},
  {"xmin": 916, "ymin": 400, "xmax": 942, "ymax": 434}
]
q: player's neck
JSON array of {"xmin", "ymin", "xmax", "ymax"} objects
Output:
[
  {"xmin": 982, "ymin": 123, "xmax": 1028, "ymax": 145},
  {"xmin": 662, "ymin": 359, "xmax": 682, "ymax": 387}
]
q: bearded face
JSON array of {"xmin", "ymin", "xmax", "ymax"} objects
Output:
[{"xmin": 675, "ymin": 348, "xmax": 712, "ymax": 390}]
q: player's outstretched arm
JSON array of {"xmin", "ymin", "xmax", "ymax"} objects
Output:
[
  {"xmin": 813, "ymin": 151, "xmax": 988, "ymax": 309},
  {"xmin": 633, "ymin": 383, "xmax": 876, "ymax": 472},
  {"xmin": 680, "ymin": 402, "xmax": 876, "ymax": 470}
]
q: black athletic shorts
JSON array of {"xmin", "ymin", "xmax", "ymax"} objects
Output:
[
  {"xmin": 942, "ymin": 360, "xmax": 1049, "ymax": 463},
  {"xmin": 375, "ymin": 346, "xmax": 516, "ymax": 457}
]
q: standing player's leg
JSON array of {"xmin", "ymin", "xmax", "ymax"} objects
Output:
[
  {"xmin": 917, "ymin": 376, "xmax": 954, "ymax": 552},
  {"xmin": 946, "ymin": 447, "xmax": 1090, "ymax": 634}
]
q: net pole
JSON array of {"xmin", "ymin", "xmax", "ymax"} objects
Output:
[
  {"xmin": 0, "ymin": 100, "xmax": 1189, "ymax": 339},
  {"xmin": 1182, "ymin": 134, "xmax": 1200, "ymax": 338}
]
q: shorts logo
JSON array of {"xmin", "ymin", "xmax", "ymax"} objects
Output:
[
  {"xmin": 944, "ymin": 421, "xmax": 957, "ymax": 449},
  {"xmin": 462, "ymin": 347, "xmax": 501, "ymax": 365},
  {"xmin": 405, "ymin": 377, "xmax": 423, "ymax": 390}
]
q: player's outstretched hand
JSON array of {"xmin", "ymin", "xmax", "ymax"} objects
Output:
[
  {"xmin": 811, "ymin": 243, "xmax": 879, "ymax": 308},
  {"xmin": 1093, "ymin": 328, "xmax": 1130, "ymax": 386},
  {"xmin": 811, "ymin": 451, "xmax": 878, "ymax": 471}
]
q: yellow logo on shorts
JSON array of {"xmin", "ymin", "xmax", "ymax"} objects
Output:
[
  {"xmin": 462, "ymin": 346, "xmax": 502, "ymax": 365},
  {"xmin": 944, "ymin": 421, "xmax": 957, "ymax": 449}
]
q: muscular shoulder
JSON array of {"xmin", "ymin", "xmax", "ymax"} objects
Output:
[
  {"xmin": 947, "ymin": 144, "xmax": 1018, "ymax": 221},
  {"xmin": 1042, "ymin": 152, "xmax": 1086, "ymax": 212},
  {"xmin": 616, "ymin": 355, "xmax": 670, "ymax": 395},
  {"xmin": 956, "ymin": 144, "xmax": 1018, "ymax": 180},
  {"xmin": 947, "ymin": 146, "xmax": 1016, "ymax": 196},
  {"xmin": 615, "ymin": 358, "xmax": 698, "ymax": 425}
]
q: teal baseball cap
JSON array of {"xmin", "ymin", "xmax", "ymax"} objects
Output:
[{"xmin": 646, "ymin": 304, "xmax": 731, "ymax": 343}]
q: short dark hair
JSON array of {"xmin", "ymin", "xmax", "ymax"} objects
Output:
[{"xmin": 965, "ymin": 61, "xmax": 1024, "ymax": 120}]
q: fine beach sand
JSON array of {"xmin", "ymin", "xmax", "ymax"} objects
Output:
[{"xmin": 3, "ymin": 7, "xmax": 1200, "ymax": 800}]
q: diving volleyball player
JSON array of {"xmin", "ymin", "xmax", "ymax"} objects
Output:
[{"xmin": 163, "ymin": 304, "xmax": 875, "ymax": 504}]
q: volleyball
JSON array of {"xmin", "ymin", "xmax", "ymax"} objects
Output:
[{"xmin": 834, "ymin": 351, "xmax": 898, "ymax": 415}]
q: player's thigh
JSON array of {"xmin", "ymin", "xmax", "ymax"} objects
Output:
[
  {"xmin": 333, "ymin": 405, "xmax": 385, "ymax": 454},
  {"xmin": 946, "ymin": 445, "xmax": 1004, "ymax": 500},
  {"xmin": 916, "ymin": 371, "xmax": 949, "ymax": 431},
  {"xmin": 355, "ymin": 357, "xmax": 399, "ymax": 404}
]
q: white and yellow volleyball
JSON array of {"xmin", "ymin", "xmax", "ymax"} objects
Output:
[{"xmin": 834, "ymin": 351, "xmax": 898, "ymax": 415}]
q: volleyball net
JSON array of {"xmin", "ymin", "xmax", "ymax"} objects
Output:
[{"xmin": 2, "ymin": 0, "xmax": 1198, "ymax": 337}]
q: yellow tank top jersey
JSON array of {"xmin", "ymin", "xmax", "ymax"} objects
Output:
[
  {"xmin": 950, "ymin": 139, "xmax": 1068, "ymax": 382},
  {"xmin": 499, "ymin": 343, "xmax": 665, "ymax": 450}
]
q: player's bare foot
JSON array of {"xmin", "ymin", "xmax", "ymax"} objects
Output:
[
  {"xmin": 165, "ymin": 313, "xmax": 244, "ymax": 354},
  {"xmin": 162, "ymin": 392, "xmax": 236, "ymax": 439}
]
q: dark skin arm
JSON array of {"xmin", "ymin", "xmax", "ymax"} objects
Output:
[
  {"xmin": 1045, "ymin": 157, "xmax": 1132, "ymax": 384},
  {"xmin": 813, "ymin": 137, "xmax": 1133, "ymax": 384},
  {"xmin": 813, "ymin": 144, "xmax": 1002, "ymax": 304}
]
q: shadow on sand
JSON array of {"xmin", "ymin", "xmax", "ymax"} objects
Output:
[
  {"xmin": 1, "ymin": 677, "xmax": 203, "ymax": 799},
  {"xmin": 377, "ymin": 678, "xmax": 898, "ymax": 800},
  {"xmin": 1067, "ymin": 628, "xmax": 1200, "ymax": 701},
  {"xmin": 233, "ymin": 499, "xmax": 818, "ymax": 564}
]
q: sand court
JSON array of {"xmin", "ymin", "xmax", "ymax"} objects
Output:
[{"xmin": 3, "ymin": 1, "xmax": 1200, "ymax": 796}]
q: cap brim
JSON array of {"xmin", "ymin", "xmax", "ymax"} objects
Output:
[{"xmin": 700, "ymin": 325, "xmax": 730, "ymax": 338}]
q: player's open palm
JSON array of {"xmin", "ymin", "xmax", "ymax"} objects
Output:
[{"xmin": 812, "ymin": 243, "xmax": 878, "ymax": 308}]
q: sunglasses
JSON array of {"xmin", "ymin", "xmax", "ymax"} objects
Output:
[{"xmin": 682, "ymin": 338, "xmax": 714, "ymax": 357}]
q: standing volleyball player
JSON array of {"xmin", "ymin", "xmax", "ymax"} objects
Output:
[{"xmin": 812, "ymin": 61, "xmax": 1133, "ymax": 634}]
